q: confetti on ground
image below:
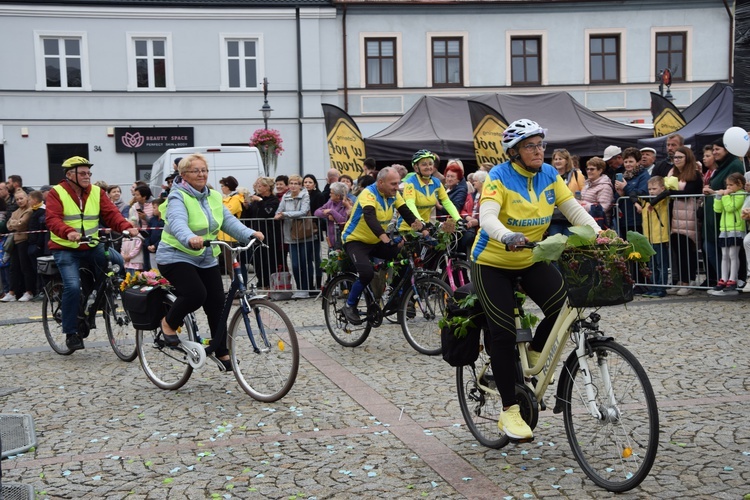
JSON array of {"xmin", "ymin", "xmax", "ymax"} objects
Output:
[
  {"xmin": 552, "ymin": 485, "xmax": 561, "ymax": 489},
  {"xmin": 723, "ymin": 466, "xmax": 734, "ymax": 471},
  {"xmin": 431, "ymin": 481, "xmax": 438, "ymax": 488},
  {"xmin": 367, "ymin": 472, "xmax": 377, "ymax": 477},
  {"xmin": 92, "ymin": 476, "xmax": 101, "ymax": 481},
  {"xmin": 461, "ymin": 477, "xmax": 472, "ymax": 481},
  {"xmin": 564, "ymin": 469, "xmax": 573, "ymax": 474},
  {"xmin": 547, "ymin": 467, "xmax": 556, "ymax": 471},
  {"xmin": 520, "ymin": 450, "xmax": 529, "ymax": 455},
  {"xmin": 170, "ymin": 467, "xmax": 181, "ymax": 474}
]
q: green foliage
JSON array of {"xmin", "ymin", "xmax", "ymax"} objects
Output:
[
  {"xmin": 438, "ymin": 293, "xmax": 481, "ymax": 339},
  {"xmin": 320, "ymin": 249, "xmax": 351, "ymax": 275}
]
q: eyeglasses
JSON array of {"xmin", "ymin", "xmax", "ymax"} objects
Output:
[
  {"xmin": 586, "ymin": 167, "xmax": 598, "ymax": 171},
  {"xmin": 185, "ymin": 169, "xmax": 209, "ymax": 175},
  {"xmin": 673, "ymin": 155, "xmax": 686, "ymax": 160},
  {"xmin": 76, "ymin": 171, "xmax": 93, "ymax": 177},
  {"xmin": 520, "ymin": 142, "xmax": 547, "ymax": 152}
]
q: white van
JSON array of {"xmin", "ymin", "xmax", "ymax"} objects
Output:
[{"xmin": 150, "ymin": 146, "xmax": 263, "ymax": 197}]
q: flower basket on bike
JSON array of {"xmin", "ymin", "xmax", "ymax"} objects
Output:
[
  {"xmin": 439, "ymin": 283, "xmax": 485, "ymax": 367},
  {"xmin": 120, "ymin": 270, "xmax": 171, "ymax": 330},
  {"xmin": 532, "ymin": 227, "xmax": 655, "ymax": 308}
]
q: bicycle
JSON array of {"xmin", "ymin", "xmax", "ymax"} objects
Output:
[
  {"xmin": 322, "ymin": 233, "xmax": 453, "ymax": 355},
  {"xmin": 456, "ymin": 252, "xmax": 659, "ymax": 492},
  {"xmin": 39, "ymin": 232, "xmax": 137, "ymax": 362},
  {"xmin": 133, "ymin": 238, "xmax": 299, "ymax": 402},
  {"xmin": 429, "ymin": 221, "xmax": 472, "ymax": 291}
]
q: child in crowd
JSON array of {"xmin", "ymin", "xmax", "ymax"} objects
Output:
[
  {"xmin": 635, "ymin": 176, "xmax": 670, "ymax": 298},
  {"xmin": 121, "ymin": 234, "xmax": 145, "ymax": 277},
  {"xmin": 146, "ymin": 198, "xmax": 165, "ymax": 255},
  {"xmin": 710, "ymin": 172, "xmax": 747, "ymax": 294}
]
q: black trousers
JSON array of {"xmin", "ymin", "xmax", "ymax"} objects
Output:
[
  {"xmin": 10, "ymin": 240, "xmax": 36, "ymax": 296},
  {"xmin": 158, "ymin": 262, "xmax": 228, "ymax": 357},
  {"xmin": 472, "ymin": 261, "xmax": 567, "ymax": 407}
]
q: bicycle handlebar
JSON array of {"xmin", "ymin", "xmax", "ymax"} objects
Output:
[{"xmin": 206, "ymin": 237, "xmax": 266, "ymax": 252}]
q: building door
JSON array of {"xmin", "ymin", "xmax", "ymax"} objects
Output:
[{"xmin": 47, "ymin": 144, "xmax": 88, "ymax": 185}]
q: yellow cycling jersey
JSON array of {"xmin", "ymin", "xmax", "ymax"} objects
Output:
[
  {"xmin": 471, "ymin": 161, "xmax": 574, "ymax": 269},
  {"xmin": 398, "ymin": 174, "xmax": 457, "ymax": 230},
  {"xmin": 341, "ymin": 184, "xmax": 406, "ymax": 245}
]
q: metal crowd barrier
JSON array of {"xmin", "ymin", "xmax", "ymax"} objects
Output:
[{"xmin": 614, "ymin": 192, "xmax": 748, "ymax": 294}]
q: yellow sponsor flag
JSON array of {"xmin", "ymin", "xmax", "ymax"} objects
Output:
[
  {"xmin": 650, "ymin": 92, "xmax": 686, "ymax": 137},
  {"xmin": 467, "ymin": 100, "xmax": 510, "ymax": 166},
  {"xmin": 322, "ymin": 104, "xmax": 366, "ymax": 177}
]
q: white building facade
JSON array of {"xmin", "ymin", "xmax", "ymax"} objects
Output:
[{"xmin": 0, "ymin": 0, "xmax": 733, "ymax": 188}]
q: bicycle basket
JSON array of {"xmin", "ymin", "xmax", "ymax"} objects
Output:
[
  {"xmin": 121, "ymin": 286, "xmax": 168, "ymax": 330},
  {"xmin": 36, "ymin": 256, "xmax": 58, "ymax": 276},
  {"xmin": 559, "ymin": 250, "xmax": 633, "ymax": 308},
  {"xmin": 441, "ymin": 283, "xmax": 484, "ymax": 367}
]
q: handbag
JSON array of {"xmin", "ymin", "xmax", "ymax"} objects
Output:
[{"xmin": 289, "ymin": 198, "xmax": 316, "ymax": 242}]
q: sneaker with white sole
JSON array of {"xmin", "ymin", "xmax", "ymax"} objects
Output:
[
  {"xmin": 498, "ymin": 404, "xmax": 533, "ymax": 440},
  {"xmin": 741, "ymin": 280, "xmax": 750, "ymax": 293},
  {"xmin": 0, "ymin": 293, "xmax": 17, "ymax": 302},
  {"xmin": 676, "ymin": 287, "xmax": 692, "ymax": 296},
  {"xmin": 17, "ymin": 292, "xmax": 34, "ymax": 302},
  {"xmin": 665, "ymin": 287, "xmax": 680, "ymax": 295},
  {"xmin": 291, "ymin": 291, "xmax": 309, "ymax": 299}
]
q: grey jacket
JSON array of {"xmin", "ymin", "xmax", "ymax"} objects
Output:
[
  {"xmin": 155, "ymin": 179, "xmax": 255, "ymax": 268},
  {"xmin": 275, "ymin": 189, "xmax": 310, "ymax": 244}
]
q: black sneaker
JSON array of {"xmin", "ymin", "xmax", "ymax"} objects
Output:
[
  {"xmin": 342, "ymin": 304, "xmax": 362, "ymax": 325},
  {"xmin": 65, "ymin": 334, "xmax": 84, "ymax": 352}
]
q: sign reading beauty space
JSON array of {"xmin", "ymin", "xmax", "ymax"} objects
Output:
[{"xmin": 114, "ymin": 127, "xmax": 194, "ymax": 153}]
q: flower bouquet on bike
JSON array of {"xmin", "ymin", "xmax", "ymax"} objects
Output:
[{"xmin": 532, "ymin": 226, "xmax": 655, "ymax": 308}]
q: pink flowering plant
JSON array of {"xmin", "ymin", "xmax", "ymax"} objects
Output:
[
  {"xmin": 120, "ymin": 269, "xmax": 171, "ymax": 291},
  {"xmin": 249, "ymin": 129, "xmax": 284, "ymax": 156},
  {"xmin": 532, "ymin": 227, "xmax": 655, "ymax": 307}
]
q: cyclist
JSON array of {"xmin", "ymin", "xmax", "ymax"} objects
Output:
[
  {"xmin": 46, "ymin": 156, "xmax": 140, "ymax": 352},
  {"xmin": 470, "ymin": 119, "xmax": 600, "ymax": 440},
  {"xmin": 156, "ymin": 153, "xmax": 264, "ymax": 371},
  {"xmin": 399, "ymin": 149, "xmax": 462, "ymax": 230},
  {"xmin": 340, "ymin": 167, "xmax": 426, "ymax": 324}
]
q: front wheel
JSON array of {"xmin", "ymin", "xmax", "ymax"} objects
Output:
[
  {"xmin": 135, "ymin": 295, "xmax": 194, "ymax": 390},
  {"xmin": 441, "ymin": 259, "xmax": 472, "ymax": 291},
  {"xmin": 323, "ymin": 273, "xmax": 372, "ymax": 348},
  {"xmin": 399, "ymin": 277, "xmax": 451, "ymax": 355},
  {"xmin": 560, "ymin": 340, "xmax": 659, "ymax": 492},
  {"xmin": 104, "ymin": 284, "xmax": 137, "ymax": 362},
  {"xmin": 42, "ymin": 280, "xmax": 71, "ymax": 355},
  {"xmin": 228, "ymin": 299, "xmax": 299, "ymax": 402}
]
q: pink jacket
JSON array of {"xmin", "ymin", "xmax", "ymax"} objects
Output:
[{"xmin": 580, "ymin": 175, "xmax": 614, "ymax": 213}]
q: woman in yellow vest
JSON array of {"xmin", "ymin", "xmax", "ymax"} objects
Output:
[{"xmin": 156, "ymin": 154, "xmax": 264, "ymax": 371}]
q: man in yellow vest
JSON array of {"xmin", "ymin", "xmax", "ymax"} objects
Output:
[{"xmin": 46, "ymin": 156, "xmax": 139, "ymax": 352}]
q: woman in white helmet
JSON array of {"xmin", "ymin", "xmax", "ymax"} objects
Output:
[{"xmin": 469, "ymin": 119, "xmax": 600, "ymax": 441}]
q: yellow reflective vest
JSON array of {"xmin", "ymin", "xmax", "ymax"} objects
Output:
[
  {"xmin": 50, "ymin": 184, "xmax": 101, "ymax": 248},
  {"xmin": 161, "ymin": 189, "xmax": 224, "ymax": 257}
]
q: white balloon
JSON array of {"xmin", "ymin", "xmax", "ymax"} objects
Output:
[{"xmin": 722, "ymin": 126, "xmax": 750, "ymax": 157}]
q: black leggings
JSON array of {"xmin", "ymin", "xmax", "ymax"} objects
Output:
[
  {"xmin": 472, "ymin": 261, "xmax": 567, "ymax": 407},
  {"xmin": 158, "ymin": 262, "xmax": 228, "ymax": 357}
]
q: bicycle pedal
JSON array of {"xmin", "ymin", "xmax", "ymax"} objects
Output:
[{"xmin": 509, "ymin": 437, "xmax": 534, "ymax": 444}]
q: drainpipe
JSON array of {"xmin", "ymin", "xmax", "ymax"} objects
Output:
[
  {"xmin": 342, "ymin": 4, "xmax": 349, "ymax": 111},
  {"xmin": 722, "ymin": 0, "xmax": 734, "ymax": 83},
  {"xmin": 296, "ymin": 7, "xmax": 303, "ymax": 173}
]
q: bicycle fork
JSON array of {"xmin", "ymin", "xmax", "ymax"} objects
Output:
[{"xmin": 573, "ymin": 336, "xmax": 618, "ymax": 422}]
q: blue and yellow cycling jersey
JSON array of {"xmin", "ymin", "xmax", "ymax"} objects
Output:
[
  {"xmin": 342, "ymin": 183, "xmax": 406, "ymax": 245},
  {"xmin": 398, "ymin": 174, "xmax": 459, "ymax": 230},
  {"xmin": 471, "ymin": 161, "xmax": 574, "ymax": 269}
]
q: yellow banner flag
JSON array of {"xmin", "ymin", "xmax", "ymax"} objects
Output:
[{"xmin": 322, "ymin": 104, "xmax": 366, "ymax": 177}]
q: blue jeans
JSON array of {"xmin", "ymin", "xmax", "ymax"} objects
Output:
[
  {"xmin": 649, "ymin": 243, "xmax": 669, "ymax": 292},
  {"xmin": 290, "ymin": 240, "xmax": 314, "ymax": 292},
  {"xmin": 53, "ymin": 246, "xmax": 106, "ymax": 335}
]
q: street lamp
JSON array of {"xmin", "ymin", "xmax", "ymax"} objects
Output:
[
  {"xmin": 260, "ymin": 77, "xmax": 273, "ymax": 129},
  {"xmin": 658, "ymin": 68, "xmax": 674, "ymax": 102}
]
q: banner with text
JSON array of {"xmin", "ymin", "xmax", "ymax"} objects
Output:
[
  {"xmin": 322, "ymin": 104, "xmax": 366, "ymax": 177},
  {"xmin": 650, "ymin": 93, "xmax": 686, "ymax": 138},
  {"xmin": 115, "ymin": 127, "xmax": 194, "ymax": 153},
  {"xmin": 468, "ymin": 100, "xmax": 509, "ymax": 167}
]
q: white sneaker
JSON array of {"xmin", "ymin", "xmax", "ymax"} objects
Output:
[
  {"xmin": 741, "ymin": 281, "xmax": 750, "ymax": 293},
  {"xmin": 676, "ymin": 288, "xmax": 692, "ymax": 296},
  {"xmin": 0, "ymin": 293, "xmax": 17, "ymax": 302},
  {"xmin": 17, "ymin": 292, "xmax": 34, "ymax": 302},
  {"xmin": 665, "ymin": 287, "xmax": 680, "ymax": 295},
  {"xmin": 291, "ymin": 291, "xmax": 309, "ymax": 299}
]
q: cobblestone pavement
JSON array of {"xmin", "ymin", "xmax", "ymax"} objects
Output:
[{"xmin": 1, "ymin": 292, "xmax": 749, "ymax": 499}]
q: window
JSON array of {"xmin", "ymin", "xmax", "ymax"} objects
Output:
[
  {"xmin": 225, "ymin": 39, "xmax": 259, "ymax": 89},
  {"xmin": 47, "ymin": 144, "xmax": 88, "ymax": 184},
  {"xmin": 127, "ymin": 34, "xmax": 173, "ymax": 91},
  {"xmin": 365, "ymin": 38, "xmax": 396, "ymax": 87},
  {"xmin": 589, "ymin": 35, "xmax": 620, "ymax": 83},
  {"xmin": 34, "ymin": 32, "xmax": 90, "ymax": 90},
  {"xmin": 656, "ymin": 32, "xmax": 686, "ymax": 81},
  {"xmin": 42, "ymin": 38, "xmax": 82, "ymax": 88},
  {"xmin": 432, "ymin": 37, "xmax": 463, "ymax": 87},
  {"xmin": 510, "ymin": 37, "xmax": 540, "ymax": 85}
]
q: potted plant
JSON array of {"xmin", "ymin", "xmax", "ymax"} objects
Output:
[{"xmin": 249, "ymin": 128, "xmax": 284, "ymax": 177}]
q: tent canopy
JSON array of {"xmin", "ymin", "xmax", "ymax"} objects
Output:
[
  {"xmin": 365, "ymin": 92, "xmax": 653, "ymax": 166},
  {"xmin": 638, "ymin": 84, "xmax": 734, "ymax": 157}
]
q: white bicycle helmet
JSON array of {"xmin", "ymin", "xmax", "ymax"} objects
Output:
[{"xmin": 501, "ymin": 119, "xmax": 546, "ymax": 152}]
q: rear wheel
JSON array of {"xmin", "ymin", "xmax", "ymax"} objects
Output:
[
  {"xmin": 323, "ymin": 274, "xmax": 372, "ymax": 347},
  {"xmin": 441, "ymin": 259, "xmax": 472, "ymax": 291},
  {"xmin": 104, "ymin": 283, "xmax": 137, "ymax": 362},
  {"xmin": 560, "ymin": 340, "xmax": 659, "ymax": 492},
  {"xmin": 136, "ymin": 295, "xmax": 194, "ymax": 390},
  {"xmin": 399, "ymin": 277, "xmax": 451, "ymax": 355},
  {"xmin": 228, "ymin": 298, "xmax": 299, "ymax": 402},
  {"xmin": 42, "ymin": 281, "xmax": 71, "ymax": 355}
]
